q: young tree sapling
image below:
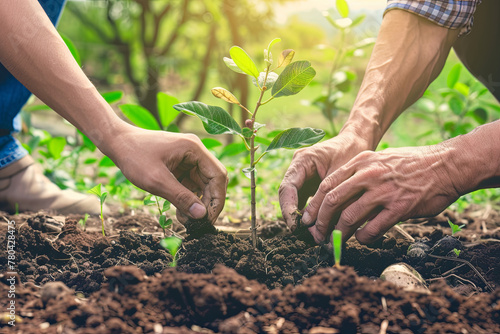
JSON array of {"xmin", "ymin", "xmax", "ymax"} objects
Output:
[
  {"xmin": 174, "ymin": 39, "xmax": 325, "ymax": 248},
  {"xmin": 160, "ymin": 236, "xmax": 182, "ymax": 267},
  {"xmin": 88, "ymin": 183, "xmax": 108, "ymax": 236},
  {"xmin": 144, "ymin": 195, "xmax": 173, "ymax": 237}
]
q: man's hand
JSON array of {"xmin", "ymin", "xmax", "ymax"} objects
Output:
[
  {"xmin": 304, "ymin": 145, "xmax": 462, "ymax": 244},
  {"xmin": 104, "ymin": 124, "xmax": 228, "ymax": 224},
  {"xmin": 279, "ymin": 132, "xmax": 372, "ymax": 231}
]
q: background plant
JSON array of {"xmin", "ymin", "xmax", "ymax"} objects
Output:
[
  {"xmin": 160, "ymin": 236, "xmax": 183, "ymax": 267},
  {"xmin": 88, "ymin": 183, "xmax": 108, "ymax": 236},
  {"xmin": 174, "ymin": 39, "xmax": 325, "ymax": 248},
  {"xmin": 144, "ymin": 195, "xmax": 173, "ymax": 237}
]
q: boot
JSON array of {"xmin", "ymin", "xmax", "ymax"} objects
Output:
[{"xmin": 0, "ymin": 155, "xmax": 103, "ymax": 215}]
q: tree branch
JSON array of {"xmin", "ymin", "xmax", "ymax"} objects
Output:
[{"xmin": 159, "ymin": 0, "xmax": 190, "ymax": 56}]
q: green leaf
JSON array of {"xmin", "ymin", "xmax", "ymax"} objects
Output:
[
  {"xmin": 211, "ymin": 87, "xmax": 240, "ymax": 104},
  {"xmin": 101, "ymin": 91, "xmax": 123, "ymax": 104},
  {"xmin": 160, "ymin": 236, "xmax": 182, "ymax": 256},
  {"xmin": 157, "ymin": 92, "xmax": 180, "ymax": 128},
  {"xmin": 119, "ymin": 104, "xmax": 161, "ymax": 130},
  {"xmin": 229, "ymin": 46, "xmax": 260, "ymax": 79},
  {"xmin": 61, "ymin": 34, "xmax": 81, "ymax": 66},
  {"xmin": 471, "ymin": 107, "xmax": 488, "ymax": 124},
  {"xmin": 267, "ymin": 38, "xmax": 281, "ymax": 53},
  {"xmin": 83, "ymin": 157, "xmax": 98, "ymax": 165},
  {"xmin": 332, "ymin": 229, "xmax": 342, "ymax": 267},
  {"xmin": 223, "ymin": 57, "xmax": 245, "ymax": 74},
  {"xmin": 159, "ymin": 215, "xmax": 167, "ymax": 229},
  {"xmin": 100, "ymin": 192, "xmax": 108, "ymax": 203},
  {"xmin": 447, "ymin": 64, "xmax": 462, "ymax": 89},
  {"xmin": 336, "ymin": 0, "xmax": 349, "ymax": 18},
  {"xmin": 78, "ymin": 130, "xmax": 96, "ymax": 152},
  {"xmin": 266, "ymin": 128, "xmax": 325, "ymax": 152},
  {"xmin": 143, "ymin": 195, "xmax": 155, "ymax": 206},
  {"xmin": 242, "ymin": 127, "xmax": 254, "ymax": 138},
  {"xmin": 48, "ymin": 137, "xmax": 66, "ymax": 160},
  {"xmin": 202, "ymin": 138, "xmax": 223, "ymax": 150},
  {"xmin": 278, "ymin": 49, "xmax": 295, "ymax": 68},
  {"xmin": 162, "ymin": 201, "xmax": 171, "ymax": 213},
  {"xmin": 173, "ymin": 101, "xmax": 241, "ymax": 135},
  {"xmin": 448, "ymin": 97, "xmax": 463, "ymax": 115},
  {"xmin": 99, "ymin": 156, "xmax": 116, "ymax": 167},
  {"xmin": 88, "ymin": 184, "xmax": 102, "ymax": 197},
  {"xmin": 218, "ymin": 142, "xmax": 247, "ymax": 159},
  {"xmin": 272, "ymin": 61, "xmax": 316, "ymax": 98},
  {"xmin": 351, "ymin": 14, "xmax": 366, "ymax": 28}
]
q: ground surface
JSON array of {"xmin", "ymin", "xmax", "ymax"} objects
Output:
[{"xmin": 0, "ymin": 206, "xmax": 499, "ymax": 333}]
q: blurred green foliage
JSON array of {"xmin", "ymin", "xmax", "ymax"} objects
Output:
[{"xmin": 18, "ymin": 0, "xmax": 500, "ymax": 217}]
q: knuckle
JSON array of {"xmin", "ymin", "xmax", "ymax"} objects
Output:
[
  {"xmin": 323, "ymin": 190, "xmax": 339, "ymax": 207},
  {"xmin": 174, "ymin": 191, "xmax": 194, "ymax": 211},
  {"xmin": 340, "ymin": 209, "xmax": 357, "ymax": 227}
]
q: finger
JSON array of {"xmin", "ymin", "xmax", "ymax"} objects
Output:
[
  {"xmin": 334, "ymin": 198, "xmax": 383, "ymax": 244},
  {"xmin": 302, "ymin": 165, "xmax": 355, "ymax": 226},
  {"xmin": 150, "ymin": 166, "xmax": 208, "ymax": 220},
  {"xmin": 175, "ymin": 143, "xmax": 228, "ymax": 224},
  {"xmin": 354, "ymin": 209, "xmax": 398, "ymax": 244},
  {"xmin": 202, "ymin": 171, "xmax": 228, "ymax": 224},
  {"xmin": 279, "ymin": 162, "xmax": 309, "ymax": 230},
  {"xmin": 310, "ymin": 175, "xmax": 365, "ymax": 242}
]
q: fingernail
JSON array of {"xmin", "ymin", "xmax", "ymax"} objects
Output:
[
  {"xmin": 302, "ymin": 212, "xmax": 312, "ymax": 225},
  {"xmin": 189, "ymin": 203, "xmax": 206, "ymax": 219}
]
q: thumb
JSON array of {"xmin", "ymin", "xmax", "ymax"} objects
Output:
[{"xmin": 155, "ymin": 172, "xmax": 207, "ymax": 220}]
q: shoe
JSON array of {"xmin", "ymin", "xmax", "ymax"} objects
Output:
[{"xmin": 0, "ymin": 155, "xmax": 103, "ymax": 215}]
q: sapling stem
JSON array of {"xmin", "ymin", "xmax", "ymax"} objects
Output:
[
  {"xmin": 332, "ymin": 230, "xmax": 342, "ymax": 268},
  {"xmin": 173, "ymin": 40, "xmax": 323, "ymax": 251}
]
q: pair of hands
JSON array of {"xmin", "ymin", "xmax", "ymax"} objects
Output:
[
  {"xmin": 122, "ymin": 122, "xmax": 460, "ymax": 246},
  {"xmin": 279, "ymin": 133, "xmax": 461, "ymax": 244}
]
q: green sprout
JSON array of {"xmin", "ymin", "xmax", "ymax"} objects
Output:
[
  {"xmin": 144, "ymin": 195, "xmax": 172, "ymax": 237},
  {"xmin": 174, "ymin": 39, "xmax": 325, "ymax": 249},
  {"xmin": 448, "ymin": 220, "xmax": 465, "ymax": 236},
  {"xmin": 78, "ymin": 213, "xmax": 90, "ymax": 231},
  {"xmin": 88, "ymin": 183, "xmax": 108, "ymax": 236},
  {"xmin": 332, "ymin": 229, "xmax": 343, "ymax": 268},
  {"xmin": 453, "ymin": 248, "xmax": 461, "ymax": 257},
  {"xmin": 160, "ymin": 236, "xmax": 182, "ymax": 267}
]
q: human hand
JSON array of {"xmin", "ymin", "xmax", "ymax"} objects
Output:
[
  {"xmin": 304, "ymin": 145, "xmax": 461, "ymax": 244},
  {"xmin": 103, "ymin": 124, "xmax": 228, "ymax": 224},
  {"xmin": 279, "ymin": 132, "xmax": 372, "ymax": 231}
]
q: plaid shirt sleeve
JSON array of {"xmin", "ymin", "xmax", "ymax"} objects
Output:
[{"xmin": 385, "ymin": 0, "xmax": 482, "ymax": 36}]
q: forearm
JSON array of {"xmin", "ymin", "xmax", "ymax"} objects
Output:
[
  {"xmin": 440, "ymin": 120, "xmax": 500, "ymax": 195},
  {"xmin": 0, "ymin": 1, "xmax": 126, "ymax": 149},
  {"xmin": 340, "ymin": 10, "xmax": 460, "ymax": 150}
]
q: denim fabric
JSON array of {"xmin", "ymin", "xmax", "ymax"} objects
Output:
[{"xmin": 0, "ymin": 0, "xmax": 66, "ymax": 169}]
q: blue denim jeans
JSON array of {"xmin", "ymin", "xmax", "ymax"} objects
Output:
[{"xmin": 0, "ymin": 0, "xmax": 66, "ymax": 169}]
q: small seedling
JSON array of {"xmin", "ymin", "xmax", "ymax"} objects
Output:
[
  {"xmin": 160, "ymin": 236, "xmax": 182, "ymax": 267},
  {"xmin": 452, "ymin": 248, "xmax": 461, "ymax": 257},
  {"xmin": 144, "ymin": 195, "xmax": 172, "ymax": 237},
  {"xmin": 78, "ymin": 213, "xmax": 90, "ymax": 231},
  {"xmin": 88, "ymin": 183, "xmax": 108, "ymax": 236},
  {"xmin": 448, "ymin": 220, "xmax": 465, "ymax": 236},
  {"xmin": 174, "ymin": 39, "xmax": 325, "ymax": 248},
  {"xmin": 332, "ymin": 230, "xmax": 342, "ymax": 268}
]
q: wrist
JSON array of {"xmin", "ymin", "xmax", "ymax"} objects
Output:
[
  {"xmin": 439, "ymin": 122, "xmax": 500, "ymax": 195},
  {"xmin": 338, "ymin": 110, "xmax": 383, "ymax": 151}
]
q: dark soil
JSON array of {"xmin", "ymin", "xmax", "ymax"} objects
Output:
[{"xmin": 0, "ymin": 207, "xmax": 499, "ymax": 333}]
